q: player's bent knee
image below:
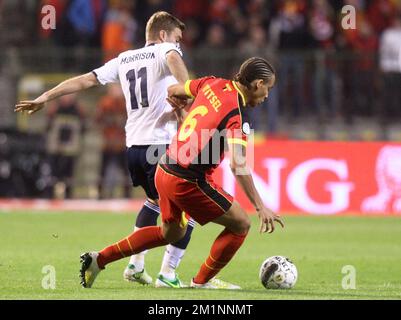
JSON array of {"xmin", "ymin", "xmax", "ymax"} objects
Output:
[
  {"xmin": 229, "ymin": 203, "xmax": 251, "ymax": 234},
  {"xmin": 214, "ymin": 201, "xmax": 251, "ymax": 235},
  {"xmin": 236, "ymin": 214, "xmax": 251, "ymax": 235}
]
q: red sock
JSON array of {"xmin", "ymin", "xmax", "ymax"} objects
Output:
[
  {"xmin": 193, "ymin": 228, "xmax": 248, "ymax": 284},
  {"xmin": 97, "ymin": 226, "xmax": 168, "ymax": 269}
]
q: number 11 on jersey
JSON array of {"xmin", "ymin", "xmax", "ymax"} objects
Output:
[{"xmin": 126, "ymin": 67, "xmax": 149, "ymax": 110}]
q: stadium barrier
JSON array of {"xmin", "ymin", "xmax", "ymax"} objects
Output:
[
  {"xmin": 0, "ymin": 199, "xmax": 144, "ymax": 213},
  {"xmin": 213, "ymin": 140, "xmax": 401, "ymax": 215}
]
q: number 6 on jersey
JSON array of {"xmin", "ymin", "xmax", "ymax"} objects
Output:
[{"xmin": 178, "ymin": 105, "xmax": 208, "ymax": 141}]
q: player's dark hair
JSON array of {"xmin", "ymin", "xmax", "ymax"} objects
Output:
[
  {"xmin": 146, "ymin": 11, "xmax": 185, "ymax": 40},
  {"xmin": 234, "ymin": 57, "xmax": 275, "ymax": 89}
]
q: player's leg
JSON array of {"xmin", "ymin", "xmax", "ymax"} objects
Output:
[
  {"xmin": 153, "ymin": 163, "xmax": 193, "ymax": 287},
  {"xmin": 80, "ymin": 219, "xmax": 183, "ymax": 289},
  {"xmin": 125, "ymin": 145, "xmax": 166, "ymax": 283},
  {"xmin": 189, "ymin": 203, "xmax": 250, "ymax": 289},
  {"xmin": 123, "ymin": 146, "xmax": 155, "ymax": 284},
  {"xmin": 124, "ymin": 198, "xmax": 158, "ymax": 284},
  {"xmin": 170, "ymin": 176, "xmax": 250, "ymax": 289},
  {"xmin": 127, "ymin": 196, "xmax": 196, "ymax": 287},
  {"xmin": 127, "ymin": 145, "xmax": 195, "ymax": 287},
  {"xmin": 80, "ymin": 220, "xmax": 170, "ymax": 288},
  {"xmin": 191, "ymin": 201, "xmax": 250, "ymax": 288},
  {"xmin": 156, "ymin": 217, "xmax": 195, "ymax": 287},
  {"xmin": 96, "ymin": 219, "xmax": 186, "ymax": 269},
  {"xmin": 79, "ymin": 166, "xmax": 184, "ymax": 288}
]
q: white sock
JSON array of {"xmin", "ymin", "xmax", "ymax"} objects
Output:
[
  {"xmin": 159, "ymin": 244, "xmax": 186, "ymax": 280},
  {"xmin": 128, "ymin": 227, "xmax": 148, "ymax": 271}
]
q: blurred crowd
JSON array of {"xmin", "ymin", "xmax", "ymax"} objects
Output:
[
  {"xmin": 1, "ymin": 0, "xmax": 400, "ymax": 126},
  {"xmin": 29, "ymin": 0, "xmax": 400, "ymax": 53},
  {"xmin": 31, "ymin": 0, "xmax": 401, "ymax": 124}
]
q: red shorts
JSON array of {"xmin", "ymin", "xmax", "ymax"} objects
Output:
[{"xmin": 155, "ymin": 164, "xmax": 233, "ymax": 226}]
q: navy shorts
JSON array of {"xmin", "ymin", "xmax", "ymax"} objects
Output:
[{"xmin": 126, "ymin": 144, "xmax": 168, "ymax": 200}]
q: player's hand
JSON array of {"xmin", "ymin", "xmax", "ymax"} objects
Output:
[
  {"xmin": 166, "ymin": 96, "xmax": 188, "ymax": 111},
  {"xmin": 14, "ymin": 97, "xmax": 47, "ymax": 114},
  {"xmin": 256, "ymin": 207, "xmax": 284, "ymax": 234}
]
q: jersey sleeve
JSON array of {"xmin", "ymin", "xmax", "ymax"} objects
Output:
[
  {"xmin": 184, "ymin": 76, "xmax": 216, "ymax": 98},
  {"xmin": 159, "ymin": 42, "xmax": 183, "ymax": 62},
  {"xmin": 225, "ymin": 113, "xmax": 249, "ymax": 147},
  {"xmin": 92, "ymin": 58, "xmax": 119, "ymax": 85}
]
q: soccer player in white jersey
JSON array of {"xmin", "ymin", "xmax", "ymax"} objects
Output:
[{"xmin": 15, "ymin": 11, "xmax": 195, "ymax": 288}]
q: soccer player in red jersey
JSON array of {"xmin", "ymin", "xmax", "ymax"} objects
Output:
[{"xmin": 80, "ymin": 57, "xmax": 284, "ymax": 289}]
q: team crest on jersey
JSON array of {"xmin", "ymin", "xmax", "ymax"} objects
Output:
[
  {"xmin": 242, "ymin": 122, "xmax": 251, "ymax": 135},
  {"xmin": 175, "ymin": 43, "xmax": 183, "ymax": 56}
]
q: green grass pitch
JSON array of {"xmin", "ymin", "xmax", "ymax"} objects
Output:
[{"xmin": 0, "ymin": 211, "xmax": 400, "ymax": 300}]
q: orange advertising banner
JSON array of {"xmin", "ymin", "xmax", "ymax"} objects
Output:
[{"xmin": 212, "ymin": 141, "xmax": 401, "ymax": 215}]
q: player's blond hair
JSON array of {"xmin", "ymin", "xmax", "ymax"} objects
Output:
[{"xmin": 145, "ymin": 11, "xmax": 185, "ymax": 41}]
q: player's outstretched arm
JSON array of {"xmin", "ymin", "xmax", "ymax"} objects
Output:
[
  {"xmin": 228, "ymin": 142, "xmax": 284, "ymax": 233},
  {"xmin": 14, "ymin": 72, "xmax": 99, "ymax": 114}
]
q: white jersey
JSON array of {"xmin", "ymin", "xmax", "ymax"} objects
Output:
[{"xmin": 93, "ymin": 42, "xmax": 182, "ymax": 146}]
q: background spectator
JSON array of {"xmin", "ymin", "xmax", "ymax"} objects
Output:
[
  {"xmin": 194, "ymin": 23, "xmax": 233, "ymax": 77},
  {"xmin": 348, "ymin": 17, "xmax": 378, "ymax": 119},
  {"xmin": 379, "ymin": 16, "xmax": 401, "ymax": 121},
  {"xmin": 269, "ymin": 0, "xmax": 310, "ymax": 119},
  {"xmin": 96, "ymin": 84, "xmax": 130, "ymax": 199},
  {"xmin": 240, "ymin": 24, "xmax": 279, "ymax": 133},
  {"xmin": 309, "ymin": 0, "xmax": 339, "ymax": 120},
  {"xmin": 102, "ymin": 0, "xmax": 137, "ymax": 61},
  {"xmin": 53, "ymin": 0, "xmax": 106, "ymax": 47},
  {"xmin": 46, "ymin": 94, "xmax": 85, "ymax": 199}
]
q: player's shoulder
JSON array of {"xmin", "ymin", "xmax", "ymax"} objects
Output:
[
  {"xmin": 113, "ymin": 49, "xmax": 137, "ymax": 64},
  {"xmin": 116, "ymin": 47, "xmax": 145, "ymax": 60},
  {"xmin": 194, "ymin": 77, "xmax": 241, "ymax": 104},
  {"xmin": 191, "ymin": 76, "xmax": 230, "ymax": 97},
  {"xmin": 156, "ymin": 42, "xmax": 181, "ymax": 50},
  {"xmin": 211, "ymin": 78, "xmax": 244, "ymax": 108},
  {"xmin": 197, "ymin": 76, "xmax": 229, "ymax": 88},
  {"xmin": 117, "ymin": 49, "xmax": 134, "ymax": 58},
  {"xmin": 156, "ymin": 42, "xmax": 183, "ymax": 56},
  {"xmin": 114, "ymin": 47, "xmax": 161, "ymax": 67}
]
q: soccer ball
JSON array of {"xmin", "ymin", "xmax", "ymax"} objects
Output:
[{"xmin": 259, "ymin": 256, "xmax": 298, "ymax": 289}]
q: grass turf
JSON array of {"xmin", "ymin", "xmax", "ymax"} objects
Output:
[{"xmin": 0, "ymin": 211, "xmax": 400, "ymax": 300}]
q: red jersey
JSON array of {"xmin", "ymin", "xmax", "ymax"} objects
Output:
[{"xmin": 163, "ymin": 76, "xmax": 249, "ymax": 178}]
